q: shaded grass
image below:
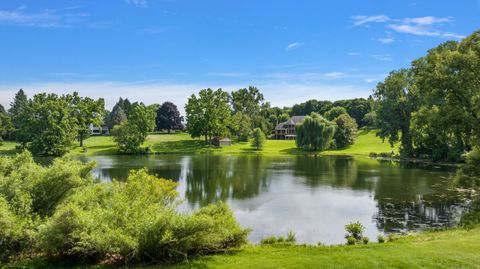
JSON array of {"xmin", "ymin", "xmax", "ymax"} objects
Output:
[
  {"xmin": 5, "ymin": 227, "xmax": 480, "ymax": 269},
  {"xmin": 1, "ymin": 130, "xmax": 397, "ymax": 157},
  {"xmin": 0, "ymin": 140, "xmax": 18, "ymax": 155}
]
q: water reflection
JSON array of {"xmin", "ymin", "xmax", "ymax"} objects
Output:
[{"xmin": 83, "ymin": 154, "xmax": 470, "ymax": 244}]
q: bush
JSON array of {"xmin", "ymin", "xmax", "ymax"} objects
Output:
[
  {"xmin": 332, "ymin": 114, "xmax": 358, "ymax": 149},
  {"xmin": 387, "ymin": 234, "xmax": 398, "ymax": 242},
  {"xmin": 377, "ymin": 235, "xmax": 386, "ymax": 243},
  {"xmin": 260, "ymin": 232, "xmax": 296, "ymax": 245},
  {"xmin": 38, "ymin": 169, "xmax": 249, "ymax": 264},
  {"xmin": 346, "ymin": 236, "xmax": 356, "ymax": 245},
  {"xmin": 362, "ymin": 236, "xmax": 369, "ymax": 244},
  {"xmin": 0, "ymin": 196, "xmax": 32, "ymax": 262},
  {"xmin": 345, "ymin": 221, "xmax": 365, "ymax": 241},
  {"xmin": 250, "ymin": 128, "xmax": 266, "ymax": 150}
]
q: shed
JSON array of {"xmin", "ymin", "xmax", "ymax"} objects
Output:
[{"xmin": 212, "ymin": 137, "xmax": 232, "ymax": 147}]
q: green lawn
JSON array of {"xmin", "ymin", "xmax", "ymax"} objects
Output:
[
  {"xmin": 0, "ymin": 130, "xmax": 397, "ymax": 157},
  {"xmin": 72, "ymin": 129, "xmax": 396, "ymax": 156},
  {"xmin": 6, "ymin": 227, "xmax": 480, "ymax": 269}
]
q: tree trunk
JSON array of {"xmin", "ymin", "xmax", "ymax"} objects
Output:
[
  {"xmin": 168, "ymin": 129, "xmax": 171, "ymax": 134},
  {"xmin": 79, "ymin": 133, "xmax": 84, "ymax": 147}
]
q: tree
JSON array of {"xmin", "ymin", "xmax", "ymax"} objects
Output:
[
  {"xmin": 0, "ymin": 105, "xmax": 13, "ymax": 142},
  {"xmin": 17, "ymin": 93, "xmax": 78, "ymax": 156},
  {"xmin": 111, "ymin": 103, "xmax": 156, "ymax": 153},
  {"xmin": 107, "ymin": 98, "xmax": 132, "ymax": 129},
  {"xmin": 156, "ymin": 102, "xmax": 184, "ymax": 133},
  {"xmin": 231, "ymin": 86, "xmax": 271, "ymax": 133},
  {"xmin": 8, "ymin": 89, "xmax": 28, "ymax": 141},
  {"xmin": 291, "ymin": 100, "xmax": 333, "ymax": 116},
  {"xmin": 69, "ymin": 92, "xmax": 105, "ymax": 147},
  {"xmin": 250, "ymin": 128, "xmax": 266, "ymax": 150},
  {"xmin": 109, "ymin": 106, "xmax": 127, "ymax": 128},
  {"xmin": 185, "ymin": 88, "xmax": 231, "ymax": 142},
  {"xmin": 324, "ymin": 106, "xmax": 348, "ymax": 121},
  {"xmin": 230, "ymin": 112, "xmax": 252, "ymax": 142},
  {"xmin": 373, "ymin": 69, "xmax": 417, "ymax": 157},
  {"xmin": 333, "ymin": 98, "xmax": 372, "ymax": 127},
  {"xmin": 295, "ymin": 113, "xmax": 336, "ymax": 151},
  {"xmin": 333, "ymin": 113, "xmax": 358, "ymax": 148}
]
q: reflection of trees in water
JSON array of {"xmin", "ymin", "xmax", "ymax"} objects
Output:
[
  {"xmin": 185, "ymin": 155, "xmax": 270, "ymax": 206},
  {"xmin": 372, "ymin": 166, "xmax": 469, "ymax": 232},
  {"xmin": 374, "ymin": 198, "xmax": 469, "ymax": 232},
  {"xmin": 293, "ymin": 156, "xmax": 374, "ymax": 190}
]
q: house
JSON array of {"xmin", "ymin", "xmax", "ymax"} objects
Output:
[
  {"xmin": 89, "ymin": 124, "xmax": 109, "ymax": 135},
  {"xmin": 212, "ymin": 137, "xmax": 232, "ymax": 147},
  {"xmin": 275, "ymin": 116, "xmax": 305, "ymax": 140}
]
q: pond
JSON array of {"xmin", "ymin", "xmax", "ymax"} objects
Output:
[{"xmin": 77, "ymin": 154, "xmax": 470, "ymax": 244}]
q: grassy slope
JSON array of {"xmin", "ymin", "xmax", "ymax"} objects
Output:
[
  {"xmin": 0, "ymin": 130, "xmax": 397, "ymax": 157},
  {"xmin": 6, "ymin": 228, "xmax": 480, "ymax": 269},
  {"xmin": 63, "ymin": 129, "xmax": 396, "ymax": 156}
]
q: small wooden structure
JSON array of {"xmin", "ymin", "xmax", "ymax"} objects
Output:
[{"xmin": 212, "ymin": 137, "xmax": 232, "ymax": 147}]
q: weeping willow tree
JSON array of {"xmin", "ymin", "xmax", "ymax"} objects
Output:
[{"xmin": 295, "ymin": 113, "xmax": 336, "ymax": 151}]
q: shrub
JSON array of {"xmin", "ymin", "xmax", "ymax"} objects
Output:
[
  {"xmin": 377, "ymin": 235, "xmax": 386, "ymax": 243},
  {"xmin": 38, "ymin": 169, "xmax": 249, "ymax": 264},
  {"xmin": 332, "ymin": 113, "xmax": 358, "ymax": 149},
  {"xmin": 345, "ymin": 221, "xmax": 365, "ymax": 241},
  {"xmin": 0, "ymin": 196, "xmax": 32, "ymax": 262},
  {"xmin": 362, "ymin": 236, "xmax": 369, "ymax": 244},
  {"xmin": 387, "ymin": 234, "xmax": 398, "ymax": 242},
  {"xmin": 346, "ymin": 236, "xmax": 356, "ymax": 245},
  {"xmin": 260, "ymin": 232, "xmax": 296, "ymax": 245},
  {"xmin": 250, "ymin": 128, "xmax": 266, "ymax": 150}
]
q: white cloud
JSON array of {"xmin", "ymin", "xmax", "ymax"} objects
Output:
[
  {"xmin": 371, "ymin": 54, "xmax": 392, "ymax": 61},
  {"xmin": 125, "ymin": 0, "xmax": 148, "ymax": 8},
  {"xmin": 348, "ymin": 52, "xmax": 359, "ymax": 56},
  {"xmin": 285, "ymin": 42, "xmax": 303, "ymax": 51},
  {"xmin": 0, "ymin": 6, "xmax": 88, "ymax": 28},
  {"xmin": 377, "ymin": 37, "xmax": 394, "ymax": 44},
  {"xmin": 402, "ymin": 16, "xmax": 452, "ymax": 25},
  {"xmin": 351, "ymin": 15, "xmax": 390, "ymax": 26},
  {"xmin": 353, "ymin": 14, "xmax": 465, "ymax": 40},
  {"xmin": 323, "ymin": 72, "xmax": 346, "ymax": 79}
]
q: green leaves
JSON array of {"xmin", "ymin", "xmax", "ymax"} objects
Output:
[
  {"xmin": 295, "ymin": 113, "xmax": 335, "ymax": 152},
  {"xmin": 185, "ymin": 88, "xmax": 231, "ymax": 142}
]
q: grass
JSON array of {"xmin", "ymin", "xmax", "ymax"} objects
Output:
[
  {"xmin": 70, "ymin": 129, "xmax": 396, "ymax": 156},
  {"xmin": 0, "ymin": 130, "xmax": 397, "ymax": 157},
  {"xmin": 5, "ymin": 227, "xmax": 480, "ymax": 268}
]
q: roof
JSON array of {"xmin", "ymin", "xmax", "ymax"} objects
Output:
[{"xmin": 275, "ymin": 116, "xmax": 306, "ymax": 130}]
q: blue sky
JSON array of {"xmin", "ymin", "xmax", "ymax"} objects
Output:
[{"xmin": 0, "ymin": 0, "xmax": 479, "ymax": 111}]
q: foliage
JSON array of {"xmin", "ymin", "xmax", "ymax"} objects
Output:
[
  {"xmin": 7, "ymin": 89, "xmax": 28, "ymax": 141},
  {"xmin": 108, "ymin": 106, "xmax": 127, "ymax": 128},
  {"xmin": 346, "ymin": 236, "xmax": 356, "ymax": 245},
  {"xmin": 185, "ymin": 88, "xmax": 231, "ymax": 142},
  {"xmin": 362, "ymin": 236, "xmax": 369, "ymax": 244},
  {"xmin": 16, "ymin": 93, "xmax": 79, "ymax": 156},
  {"xmin": 156, "ymin": 101, "xmax": 184, "ymax": 133},
  {"xmin": 230, "ymin": 112, "xmax": 252, "ymax": 142},
  {"xmin": 455, "ymin": 147, "xmax": 480, "ymax": 188},
  {"xmin": 0, "ymin": 104, "xmax": 13, "ymax": 142},
  {"xmin": 459, "ymin": 199, "xmax": 480, "ymax": 228},
  {"xmin": 332, "ymin": 98, "xmax": 372, "ymax": 127},
  {"xmin": 377, "ymin": 234, "xmax": 386, "ymax": 243},
  {"xmin": 250, "ymin": 128, "xmax": 266, "ymax": 150},
  {"xmin": 38, "ymin": 169, "xmax": 249, "ymax": 264},
  {"xmin": 0, "ymin": 152, "xmax": 95, "ymax": 262},
  {"xmin": 324, "ymin": 106, "xmax": 348, "ymax": 121},
  {"xmin": 373, "ymin": 69, "xmax": 417, "ymax": 157},
  {"xmin": 231, "ymin": 86, "xmax": 267, "ymax": 131},
  {"xmin": 111, "ymin": 103, "xmax": 156, "ymax": 154},
  {"xmin": 344, "ymin": 221, "xmax": 365, "ymax": 242},
  {"xmin": 362, "ymin": 111, "xmax": 378, "ymax": 128},
  {"xmin": 260, "ymin": 232, "xmax": 296, "ymax": 245},
  {"xmin": 106, "ymin": 98, "xmax": 132, "ymax": 129},
  {"xmin": 333, "ymin": 113, "xmax": 358, "ymax": 148},
  {"xmin": 68, "ymin": 92, "xmax": 105, "ymax": 147},
  {"xmin": 291, "ymin": 100, "xmax": 333, "ymax": 116},
  {"xmin": 295, "ymin": 113, "xmax": 335, "ymax": 151}
]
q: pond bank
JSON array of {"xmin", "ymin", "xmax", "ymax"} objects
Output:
[{"xmin": 8, "ymin": 227, "xmax": 480, "ymax": 269}]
